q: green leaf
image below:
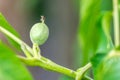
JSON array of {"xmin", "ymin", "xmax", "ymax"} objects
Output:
[
  {"xmin": 78, "ymin": 0, "xmax": 101, "ymax": 65},
  {"xmin": 91, "ymin": 53, "xmax": 106, "ymax": 77},
  {"xmin": 101, "ymin": 0, "xmax": 112, "ymax": 11},
  {"xmin": 101, "ymin": 11, "xmax": 113, "ymax": 49},
  {"xmin": 0, "ymin": 41, "xmax": 33, "ymax": 80},
  {"xmin": 58, "ymin": 75, "xmax": 74, "ymax": 80},
  {"xmin": 0, "ymin": 13, "xmax": 21, "ymax": 50},
  {"xmin": 77, "ymin": 0, "xmax": 113, "ymax": 66},
  {"xmin": 91, "ymin": 50, "xmax": 120, "ymax": 80},
  {"xmin": 91, "ymin": 53, "xmax": 106, "ymax": 69},
  {"xmin": 96, "ymin": 12, "xmax": 113, "ymax": 53}
]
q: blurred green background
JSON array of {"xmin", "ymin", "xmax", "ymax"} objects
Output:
[{"xmin": 0, "ymin": 0, "xmax": 113, "ymax": 80}]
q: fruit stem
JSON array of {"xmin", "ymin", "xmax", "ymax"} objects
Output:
[{"xmin": 33, "ymin": 43, "xmax": 41, "ymax": 58}]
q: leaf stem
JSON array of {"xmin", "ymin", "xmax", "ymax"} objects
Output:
[
  {"xmin": 21, "ymin": 43, "xmax": 32, "ymax": 58},
  {"xmin": 113, "ymin": 0, "xmax": 120, "ymax": 47},
  {"xmin": 76, "ymin": 62, "xmax": 92, "ymax": 80},
  {"xmin": 0, "ymin": 26, "xmax": 33, "ymax": 55}
]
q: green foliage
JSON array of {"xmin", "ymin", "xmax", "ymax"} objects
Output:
[
  {"xmin": 78, "ymin": 0, "xmax": 99, "ymax": 65},
  {"xmin": 0, "ymin": 13, "xmax": 21, "ymax": 50},
  {"xmin": 0, "ymin": 41, "xmax": 33, "ymax": 80},
  {"xmin": 76, "ymin": 0, "xmax": 113, "ymax": 66},
  {"xmin": 78, "ymin": 0, "xmax": 102, "ymax": 65},
  {"xmin": 58, "ymin": 75, "xmax": 74, "ymax": 80},
  {"xmin": 96, "ymin": 12, "xmax": 113, "ymax": 53},
  {"xmin": 101, "ymin": 0, "xmax": 112, "ymax": 11},
  {"xmin": 91, "ymin": 53, "xmax": 106, "ymax": 77},
  {"xmin": 91, "ymin": 51, "xmax": 120, "ymax": 80},
  {"xmin": 0, "ymin": 13, "xmax": 33, "ymax": 80},
  {"xmin": 101, "ymin": 12, "xmax": 113, "ymax": 49}
]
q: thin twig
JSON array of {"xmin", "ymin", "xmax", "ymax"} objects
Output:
[
  {"xmin": 0, "ymin": 26, "xmax": 33, "ymax": 55},
  {"xmin": 18, "ymin": 55, "xmax": 92, "ymax": 80},
  {"xmin": 0, "ymin": 26, "xmax": 92, "ymax": 80},
  {"xmin": 76, "ymin": 62, "xmax": 92, "ymax": 80}
]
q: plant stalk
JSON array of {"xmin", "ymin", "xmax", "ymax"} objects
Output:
[
  {"xmin": 0, "ymin": 26, "xmax": 33, "ymax": 55},
  {"xmin": 0, "ymin": 26, "xmax": 92, "ymax": 80},
  {"xmin": 113, "ymin": 0, "xmax": 120, "ymax": 47},
  {"xmin": 18, "ymin": 56, "xmax": 92, "ymax": 80},
  {"xmin": 76, "ymin": 62, "xmax": 92, "ymax": 80}
]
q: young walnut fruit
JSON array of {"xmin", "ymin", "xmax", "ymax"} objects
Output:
[{"xmin": 30, "ymin": 16, "xmax": 49, "ymax": 45}]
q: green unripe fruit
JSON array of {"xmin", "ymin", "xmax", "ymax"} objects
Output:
[{"xmin": 30, "ymin": 22, "xmax": 49, "ymax": 45}]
